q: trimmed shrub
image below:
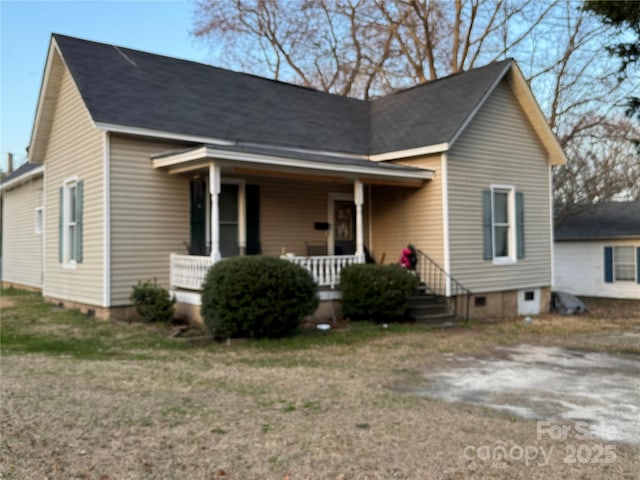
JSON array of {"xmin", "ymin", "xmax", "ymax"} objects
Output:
[
  {"xmin": 201, "ymin": 256, "xmax": 319, "ymax": 340},
  {"xmin": 340, "ymin": 264, "xmax": 419, "ymax": 322},
  {"xmin": 130, "ymin": 279, "xmax": 175, "ymax": 322}
]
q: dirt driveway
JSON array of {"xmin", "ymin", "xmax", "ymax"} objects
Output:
[{"xmin": 412, "ymin": 339, "xmax": 640, "ymax": 445}]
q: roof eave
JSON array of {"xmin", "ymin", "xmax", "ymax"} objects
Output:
[
  {"xmin": 0, "ymin": 165, "xmax": 45, "ymax": 192},
  {"xmin": 28, "ymin": 38, "xmax": 62, "ymax": 163},
  {"xmin": 506, "ymin": 63, "xmax": 568, "ymax": 166},
  {"xmin": 555, "ymin": 235, "xmax": 640, "ymax": 242},
  {"xmin": 368, "ymin": 143, "xmax": 449, "ymax": 162},
  {"xmin": 152, "ymin": 145, "xmax": 433, "ymax": 184}
]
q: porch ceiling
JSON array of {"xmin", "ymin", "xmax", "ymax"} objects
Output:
[{"xmin": 151, "ymin": 143, "xmax": 433, "ymax": 186}]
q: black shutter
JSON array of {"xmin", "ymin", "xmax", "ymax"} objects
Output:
[
  {"xmin": 604, "ymin": 246, "xmax": 613, "ymax": 283},
  {"xmin": 482, "ymin": 190, "xmax": 492, "ymax": 260},
  {"xmin": 516, "ymin": 191, "xmax": 524, "ymax": 259},
  {"xmin": 76, "ymin": 180, "xmax": 83, "ymax": 263},
  {"xmin": 245, "ymin": 185, "xmax": 261, "ymax": 255}
]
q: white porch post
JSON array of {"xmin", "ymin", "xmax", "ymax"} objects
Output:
[
  {"xmin": 238, "ymin": 182, "xmax": 246, "ymax": 255},
  {"xmin": 354, "ymin": 179, "xmax": 364, "ymax": 261},
  {"xmin": 209, "ymin": 162, "xmax": 221, "ymax": 261}
]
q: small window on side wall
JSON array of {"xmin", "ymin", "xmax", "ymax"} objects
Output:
[{"xmin": 35, "ymin": 207, "xmax": 43, "ymax": 235}]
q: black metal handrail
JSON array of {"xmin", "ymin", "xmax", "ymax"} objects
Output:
[{"xmin": 414, "ymin": 249, "xmax": 471, "ymax": 322}]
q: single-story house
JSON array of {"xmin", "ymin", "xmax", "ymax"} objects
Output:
[
  {"xmin": 554, "ymin": 201, "xmax": 640, "ymax": 299},
  {"xmin": 1, "ymin": 33, "xmax": 567, "ymax": 321}
]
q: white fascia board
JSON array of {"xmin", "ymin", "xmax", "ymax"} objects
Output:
[
  {"xmin": 28, "ymin": 41, "xmax": 59, "ymax": 163},
  {"xmin": 153, "ymin": 146, "xmax": 433, "ymax": 181},
  {"xmin": 368, "ymin": 143, "xmax": 449, "ymax": 162},
  {"xmin": 0, "ymin": 165, "xmax": 45, "ymax": 192},
  {"xmin": 507, "ymin": 64, "xmax": 568, "ymax": 166},
  {"xmin": 93, "ymin": 122, "xmax": 236, "ymax": 146},
  {"xmin": 153, "ymin": 146, "xmax": 210, "ymax": 166}
]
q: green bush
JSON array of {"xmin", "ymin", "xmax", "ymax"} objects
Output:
[
  {"xmin": 130, "ymin": 279, "xmax": 175, "ymax": 322},
  {"xmin": 340, "ymin": 264, "xmax": 419, "ymax": 322},
  {"xmin": 201, "ymin": 256, "xmax": 319, "ymax": 340}
]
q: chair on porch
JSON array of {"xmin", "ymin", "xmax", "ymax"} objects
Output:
[{"xmin": 305, "ymin": 242, "xmax": 328, "ymax": 256}]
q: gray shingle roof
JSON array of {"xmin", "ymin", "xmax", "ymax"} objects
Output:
[
  {"xmin": 1, "ymin": 161, "xmax": 42, "ymax": 185},
  {"xmin": 52, "ymin": 34, "xmax": 514, "ymax": 157},
  {"xmin": 54, "ymin": 34, "xmax": 369, "ymax": 155},
  {"xmin": 555, "ymin": 201, "xmax": 640, "ymax": 240},
  {"xmin": 369, "ymin": 61, "xmax": 511, "ymax": 154}
]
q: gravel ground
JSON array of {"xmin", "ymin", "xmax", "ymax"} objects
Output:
[{"xmin": 1, "ymin": 300, "xmax": 639, "ymax": 479}]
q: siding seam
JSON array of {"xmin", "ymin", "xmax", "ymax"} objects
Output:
[{"xmin": 103, "ymin": 131, "xmax": 111, "ymax": 307}]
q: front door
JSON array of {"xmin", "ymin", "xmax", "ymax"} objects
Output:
[{"xmin": 333, "ymin": 198, "xmax": 355, "ymax": 255}]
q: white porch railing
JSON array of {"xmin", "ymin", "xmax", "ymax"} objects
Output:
[
  {"xmin": 281, "ymin": 254, "xmax": 364, "ymax": 288},
  {"xmin": 170, "ymin": 254, "xmax": 216, "ymax": 290},
  {"xmin": 170, "ymin": 253, "xmax": 364, "ymax": 292}
]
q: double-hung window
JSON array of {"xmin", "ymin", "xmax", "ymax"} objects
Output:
[
  {"xmin": 614, "ymin": 246, "xmax": 635, "ymax": 281},
  {"xmin": 59, "ymin": 178, "xmax": 83, "ymax": 265},
  {"xmin": 483, "ymin": 186, "xmax": 524, "ymax": 263},
  {"xmin": 492, "ymin": 188, "xmax": 512, "ymax": 259},
  {"xmin": 604, "ymin": 245, "xmax": 639, "ymax": 283}
]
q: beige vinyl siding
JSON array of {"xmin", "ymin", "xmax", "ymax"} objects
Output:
[
  {"xmin": 370, "ymin": 155, "xmax": 444, "ymax": 266},
  {"xmin": 110, "ymin": 136, "xmax": 190, "ymax": 305},
  {"xmin": 110, "ymin": 143, "xmax": 372, "ymax": 305},
  {"xmin": 447, "ymin": 80, "xmax": 552, "ymax": 292},
  {"xmin": 2, "ymin": 177, "xmax": 44, "ymax": 288},
  {"xmin": 43, "ymin": 63, "xmax": 104, "ymax": 305},
  {"xmin": 244, "ymin": 176, "xmax": 353, "ymax": 256}
]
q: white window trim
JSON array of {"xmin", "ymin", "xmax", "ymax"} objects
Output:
[
  {"xmin": 34, "ymin": 207, "xmax": 43, "ymax": 235},
  {"xmin": 62, "ymin": 176, "xmax": 78, "ymax": 269},
  {"xmin": 490, "ymin": 184, "xmax": 516, "ymax": 265},
  {"xmin": 612, "ymin": 245, "xmax": 636, "ymax": 283}
]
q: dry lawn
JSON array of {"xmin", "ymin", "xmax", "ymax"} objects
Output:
[{"xmin": 1, "ymin": 293, "xmax": 639, "ymax": 480}]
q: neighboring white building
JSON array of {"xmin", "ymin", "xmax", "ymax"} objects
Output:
[{"xmin": 554, "ymin": 202, "xmax": 640, "ymax": 300}]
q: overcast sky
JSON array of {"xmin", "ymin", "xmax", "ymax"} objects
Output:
[{"xmin": 0, "ymin": 0, "xmax": 211, "ymax": 172}]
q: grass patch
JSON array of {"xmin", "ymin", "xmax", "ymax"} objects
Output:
[
  {"xmin": 2, "ymin": 288, "xmax": 638, "ymax": 361},
  {"xmin": 1, "ymin": 289, "xmax": 187, "ymax": 360},
  {"xmin": 249, "ymin": 321, "xmax": 419, "ymax": 351}
]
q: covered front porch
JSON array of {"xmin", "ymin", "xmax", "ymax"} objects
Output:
[{"xmin": 152, "ymin": 143, "xmax": 433, "ymax": 299}]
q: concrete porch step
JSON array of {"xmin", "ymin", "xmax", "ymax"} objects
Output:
[{"xmin": 407, "ymin": 285, "xmax": 453, "ymax": 321}]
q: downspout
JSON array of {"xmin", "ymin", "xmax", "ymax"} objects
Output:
[{"xmin": 441, "ymin": 153, "xmax": 451, "ymax": 297}]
